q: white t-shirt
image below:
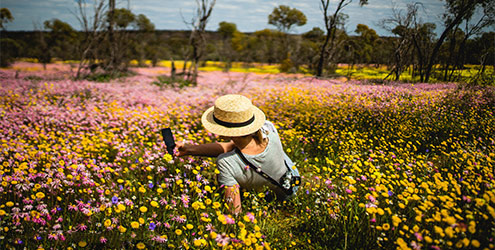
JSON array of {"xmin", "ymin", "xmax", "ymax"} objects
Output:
[{"xmin": 216, "ymin": 121, "xmax": 295, "ymax": 199}]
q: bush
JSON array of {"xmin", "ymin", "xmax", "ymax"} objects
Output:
[
  {"xmin": 0, "ymin": 38, "xmax": 21, "ymax": 67},
  {"xmin": 152, "ymin": 75, "xmax": 196, "ymax": 89}
]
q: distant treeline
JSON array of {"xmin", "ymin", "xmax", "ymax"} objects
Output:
[
  {"xmin": 2, "ymin": 29, "xmax": 493, "ymax": 68},
  {"xmin": 1, "ymin": 1, "xmax": 493, "ymax": 84}
]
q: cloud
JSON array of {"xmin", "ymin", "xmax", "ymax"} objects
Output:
[{"xmin": 1, "ymin": 0, "xmax": 480, "ymax": 36}]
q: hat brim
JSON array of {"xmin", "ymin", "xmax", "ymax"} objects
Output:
[{"xmin": 201, "ymin": 106, "xmax": 266, "ymax": 137}]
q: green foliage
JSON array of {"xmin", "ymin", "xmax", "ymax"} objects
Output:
[
  {"xmin": 279, "ymin": 57, "xmax": 295, "ymax": 73},
  {"xmin": 268, "ymin": 5, "xmax": 307, "ymax": 33},
  {"xmin": 302, "ymin": 27, "xmax": 325, "ymax": 41},
  {"xmin": 109, "ymin": 8, "xmax": 136, "ymax": 29},
  {"xmin": 0, "ymin": 8, "xmax": 13, "ymax": 30},
  {"xmin": 135, "ymin": 14, "xmax": 155, "ymax": 32},
  {"xmin": 84, "ymin": 71, "xmax": 133, "ymax": 82},
  {"xmin": 218, "ymin": 21, "xmax": 237, "ymax": 39},
  {"xmin": 0, "ymin": 38, "xmax": 21, "ymax": 67},
  {"xmin": 152, "ymin": 75, "xmax": 197, "ymax": 89}
]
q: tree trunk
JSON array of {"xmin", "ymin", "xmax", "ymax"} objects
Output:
[
  {"xmin": 424, "ymin": 7, "xmax": 469, "ymax": 82},
  {"xmin": 108, "ymin": 0, "xmax": 115, "ymax": 71},
  {"xmin": 316, "ymin": 33, "xmax": 331, "ymax": 77}
]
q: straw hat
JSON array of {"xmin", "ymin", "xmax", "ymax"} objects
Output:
[{"xmin": 201, "ymin": 94, "xmax": 266, "ymax": 137}]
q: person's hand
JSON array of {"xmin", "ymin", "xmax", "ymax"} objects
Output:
[{"xmin": 174, "ymin": 141, "xmax": 189, "ymax": 157}]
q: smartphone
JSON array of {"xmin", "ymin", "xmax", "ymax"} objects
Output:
[{"xmin": 160, "ymin": 128, "xmax": 176, "ymax": 155}]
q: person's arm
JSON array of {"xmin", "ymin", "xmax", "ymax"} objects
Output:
[
  {"xmin": 174, "ymin": 141, "xmax": 235, "ymax": 157},
  {"xmin": 224, "ymin": 184, "xmax": 242, "ymax": 215}
]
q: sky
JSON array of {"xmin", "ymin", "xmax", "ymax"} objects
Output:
[{"xmin": 0, "ymin": 0, "xmax": 478, "ymax": 36}]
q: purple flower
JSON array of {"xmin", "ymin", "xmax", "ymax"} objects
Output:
[
  {"xmin": 388, "ymin": 190, "xmax": 393, "ymax": 197},
  {"xmin": 148, "ymin": 183, "xmax": 154, "ymax": 189},
  {"xmin": 149, "ymin": 222, "xmax": 156, "ymax": 231},
  {"xmin": 112, "ymin": 196, "xmax": 119, "ymax": 204}
]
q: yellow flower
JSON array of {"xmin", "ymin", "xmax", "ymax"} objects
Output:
[
  {"xmin": 35, "ymin": 192, "xmax": 45, "ymax": 199},
  {"xmin": 118, "ymin": 225, "xmax": 127, "ymax": 233},
  {"xmin": 6, "ymin": 202, "xmax": 14, "ymax": 207},
  {"xmin": 150, "ymin": 201, "xmax": 159, "ymax": 208},
  {"xmin": 175, "ymin": 229, "xmax": 182, "ymax": 235},
  {"xmin": 117, "ymin": 203, "xmax": 126, "ymax": 212},
  {"xmin": 104, "ymin": 219, "xmax": 112, "ymax": 227},
  {"xmin": 468, "ymin": 221, "xmax": 476, "ymax": 234},
  {"xmin": 243, "ymin": 215, "xmax": 251, "ymax": 222},
  {"xmin": 377, "ymin": 208, "xmax": 385, "ymax": 215},
  {"xmin": 471, "ymin": 240, "xmax": 480, "ymax": 248},
  {"xmin": 131, "ymin": 221, "xmax": 140, "ymax": 229},
  {"xmin": 392, "ymin": 215, "xmax": 401, "ymax": 227},
  {"xmin": 78, "ymin": 241, "xmax": 87, "ymax": 247},
  {"xmin": 139, "ymin": 186, "xmax": 146, "ymax": 193},
  {"xmin": 136, "ymin": 242, "xmax": 146, "ymax": 249},
  {"xmin": 212, "ymin": 202, "xmax": 221, "ymax": 209},
  {"xmin": 0, "ymin": 210, "xmax": 5, "ymax": 216},
  {"xmin": 186, "ymin": 224, "xmax": 194, "ymax": 230},
  {"xmin": 425, "ymin": 236, "xmax": 433, "ymax": 243},
  {"xmin": 382, "ymin": 223, "xmax": 390, "ymax": 231},
  {"xmin": 445, "ymin": 227, "xmax": 454, "ymax": 238},
  {"xmin": 139, "ymin": 217, "xmax": 145, "ymax": 224},
  {"xmin": 194, "ymin": 239, "xmax": 202, "ymax": 247},
  {"xmin": 139, "ymin": 206, "xmax": 148, "ymax": 213},
  {"xmin": 163, "ymin": 154, "xmax": 173, "ymax": 161}
]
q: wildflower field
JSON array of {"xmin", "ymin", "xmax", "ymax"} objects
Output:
[{"xmin": 1, "ymin": 62, "xmax": 494, "ymax": 249}]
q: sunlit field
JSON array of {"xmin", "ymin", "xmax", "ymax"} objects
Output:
[{"xmin": 1, "ymin": 62, "xmax": 494, "ymax": 249}]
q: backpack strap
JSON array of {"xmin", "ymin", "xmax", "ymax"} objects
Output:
[{"xmin": 234, "ymin": 148, "xmax": 293, "ymax": 195}]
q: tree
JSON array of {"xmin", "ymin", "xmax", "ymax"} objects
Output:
[
  {"xmin": 217, "ymin": 21, "xmax": 238, "ymax": 71},
  {"xmin": 249, "ymin": 29, "xmax": 284, "ymax": 64},
  {"xmin": 268, "ymin": 5, "xmax": 307, "ymax": 72},
  {"xmin": 135, "ymin": 14, "xmax": 155, "ymax": 32},
  {"xmin": 218, "ymin": 21, "xmax": 237, "ymax": 39},
  {"xmin": 186, "ymin": 0, "xmax": 216, "ymax": 83},
  {"xmin": 0, "ymin": 8, "xmax": 17, "ymax": 67},
  {"xmin": 411, "ymin": 22, "xmax": 437, "ymax": 82},
  {"xmin": 442, "ymin": 0, "xmax": 494, "ymax": 81},
  {"xmin": 0, "ymin": 8, "xmax": 14, "ymax": 30},
  {"xmin": 133, "ymin": 14, "xmax": 156, "ymax": 66},
  {"xmin": 104, "ymin": 7, "xmax": 136, "ymax": 71},
  {"xmin": 43, "ymin": 19, "xmax": 78, "ymax": 61},
  {"xmin": 303, "ymin": 27, "xmax": 325, "ymax": 41},
  {"xmin": 268, "ymin": 5, "xmax": 307, "ymax": 33},
  {"xmin": 316, "ymin": 0, "xmax": 368, "ymax": 77},
  {"xmin": 354, "ymin": 24, "xmax": 379, "ymax": 64},
  {"xmin": 0, "ymin": 38, "xmax": 21, "ymax": 67},
  {"xmin": 380, "ymin": 3, "xmax": 419, "ymax": 81},
  {"xmin": 73, "ymin": 0, "xmax": 107, "ymax": 78},
  {"xmin": 424, "ymin": 0, "xmax": 493, "ymax": 82}
]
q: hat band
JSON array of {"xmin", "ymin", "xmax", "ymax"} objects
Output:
[{"xmin": 213, "ymin": 114, "xmax": 255, "ymax": 128}]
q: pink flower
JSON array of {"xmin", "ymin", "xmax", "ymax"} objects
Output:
[
  {"xmin": 78, "ymin": 224, "xmax": 88, "ymax": 231},
  {"xmin": 369, "ymin": 195, "xmax": 376, "ymax": 203},
  {"xmin": 215, "ymin": 233, "xmax": 230, "ymax": 246},
  {"xmin": 225, "ymin": 216, "xmax": 235, "ymax": 225},
  {"xmin": 414, "ymin": 233, "xmax": 423, "ymax": 241},
  {"xmin": 345, "ymin": 189, "xmax": 352, "ymax": 194},
  {"xmin": 100, "ymin": 237, "xmax": 107, "ymax": 243}
]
